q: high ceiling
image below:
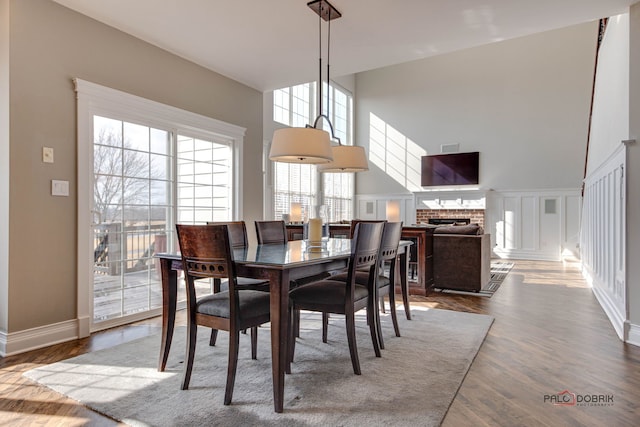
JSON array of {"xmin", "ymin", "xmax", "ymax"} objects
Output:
[{"xmin": 52, "ymin": 0, "xmax": 636, "ymax": 92}]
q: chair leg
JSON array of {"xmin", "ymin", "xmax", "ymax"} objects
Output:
[
  {"xmin": 224, "ymin": 331, "xmax": 240, "ymax": 405},
  {"xmin": 345, "ymin": 311, "xmax": 361, "ymax": 375},
  {"xmin": 389, "ymin": 290, "xmax": 401, "ymax": 337},
  {"xmin": 294, "ymin": 308, "xmax": 300, "ymax": 338},
  {"xmin": 401, "ymin": 278, "xmax": 412, "ymax": 321},
  {"xmin": 250, "ymin": 326, "xmax": 258, "ymax": 360},
  {"xmin": 181, "ymin": 322, "xmax": 198, "ymax": 390},
  {"xmin": 287, "ymin": 304, "xmax": 296, "ymax": 373},
  {"xmin": 374, "ymin": 294, "xmax": 385, "ymax": 351},
  {"xmin": 322, "ymin": 312, "xmax": 329, "ymax": 343},
  {"xmin": 368, "ymin": 296, "xmax": 382, "ymax": 357},
  {"xmin": 209, "ymin": 329, "xmax": 218, "ymax": 346}
]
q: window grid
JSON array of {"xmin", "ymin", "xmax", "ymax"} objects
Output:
[
  {"xmin": 92, "ymin": 118, "xmax": 234, "ymax": 325},
  {"xmin": 176, "ymin": 135, "xmax": 233, "ymax": 224}
]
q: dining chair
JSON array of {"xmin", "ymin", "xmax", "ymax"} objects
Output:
[
  {"xmin": 350, "ymin": 219, "xmax": 411, "ymax": 321},
  {"xmin": 254, "ymin": 219, "xmax": 330, "ymax": 338},
  {"xmin": 288, "ymin": 221, "xmax": 384, "ymax": 375},
  {"xmin": 254, "ymin": 220, "xmax": 288, "ymax": 244},
  {"xmin": 328, "ymin": 221, "xmax": 403, "ymax": 349},
  {"xmin": 207, "ymin": 221, "xmax": 269, "ymax": 347},
  {"xmin": 176, "ymin": 224, "xmax": 271, "ymax": 405}
]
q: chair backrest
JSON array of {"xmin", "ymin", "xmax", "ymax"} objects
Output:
[
  {"xmin": 176, "ymin": 224, "xmax": 243, "ymax": 326},
  {"xmin": 349, "ymin": 222, "xmax": 384, "ymax": 279},
  {"xmin": 176, "ymin": 224, "xmax": 236, "ymax": 281},
  {"xmin": 207, "ymin": 221, "xmax": 248, "ymax": 248},
  {"xmin": 255, "ymin": 220, "xmax": 288, "ymax": 245},
  {"xmin": 379, "ymin": 222, "xmax": 403, "ymax": 262},
  {"xmin": 349, "ymin": 219, "xmax": 387, "ymax": 239}
]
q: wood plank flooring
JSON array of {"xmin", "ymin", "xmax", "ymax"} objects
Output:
[{"xmin": 1, "ymin": 259, "xmax": 638, "ymax": 426}]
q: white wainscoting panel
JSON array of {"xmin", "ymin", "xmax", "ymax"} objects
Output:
[
  {"xmin": 490, "ymin": 189, "xmax": 580, "ymax": 261},
  {"xmin": 355, "ymin": 194, "xmax": 415, "ymax": 224},
  {"xmin": 581, "ymin": 143, "xmax": 627, "ymax": 341}
]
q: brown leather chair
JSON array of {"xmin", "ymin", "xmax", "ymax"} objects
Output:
[
  {"xmin": 254, "ymin": 220, "xmax": 288, "ymax": 244},
  {"xmin": 328, "ymin": 221, "xmax": 403, "ymax": 349},
  {"xmin": 176, "ymin": 224, "xmax": 271, "ymax": 405},
  {"xmin": 288, "ymin": 222, "xmax": 384, "ymax": 375}
]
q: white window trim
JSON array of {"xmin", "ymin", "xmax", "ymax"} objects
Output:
[{"xmin": 74, "ymin": 78, "xmax": 245, "ymax": 335}]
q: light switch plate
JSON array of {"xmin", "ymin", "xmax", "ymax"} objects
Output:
[
  {"xmin": 51, "ymin": 180, "xmax": 69, "ymax": 196},
  {"xmin": 43, "ymin": 147, "xmax": 54, "ymax": 163}
]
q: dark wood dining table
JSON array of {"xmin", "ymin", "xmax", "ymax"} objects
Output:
[{"xmin": 156, "ymin": 238, "xmax": 411, "ymax": 413}]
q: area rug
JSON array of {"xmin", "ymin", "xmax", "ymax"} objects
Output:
[
  {"xmin": 436, "ymin": 260, "xmax": 514, "ymax": 297},
  {"xmin": 24, "ymin": 308, "xmax": 493, "ymax": 427}
]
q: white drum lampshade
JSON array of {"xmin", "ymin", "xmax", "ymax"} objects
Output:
[
  {"xmin": 269, "ymin": 128, "xmax": 333, "ymax": 164},
  {"xmin": 317, "ymin": 145, "xmax": 368, "ymax": 173}
]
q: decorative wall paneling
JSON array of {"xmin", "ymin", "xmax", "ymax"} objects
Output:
[
  {"xmin": 355, "ymin": 194, "xmax": 415, "ymax": 224},
  {"xmin": 489, "ymin": 189, "xmax": 581, "ymax": 261},
  {"xmin": 581, "ymin": 143, "xmax": 627, "ymax": 341}
]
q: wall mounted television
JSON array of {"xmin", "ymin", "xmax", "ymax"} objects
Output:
[{"xmin": 421, "ymin": 151, "xmax": 479, "ymax": 186}]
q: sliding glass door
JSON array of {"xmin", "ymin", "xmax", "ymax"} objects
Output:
[
  {"xmin": 76, "ymin": 79, "xmax": 245, "ymax": 334},
  {"xmin": 92, "ymin": 116, "xmax": 173, "ymax": 324}
]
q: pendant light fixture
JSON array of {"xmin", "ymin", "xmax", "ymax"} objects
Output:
[{"xmin": 269, "ymin": 0, "xmax": 369, "ymax": 173}]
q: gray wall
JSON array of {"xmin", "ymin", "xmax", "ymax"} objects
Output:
[
  {"xmin": 354, "ymin": 22, "xmax": 598, "ymax": 195},
  {"xmin": 5, "ymin": 0, "xmax": 262, "ymax": 333}
]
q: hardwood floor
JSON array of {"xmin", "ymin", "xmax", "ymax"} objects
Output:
[{"xmin": 1, "ymin": 259, "xmax": 638, "ymax": 426}]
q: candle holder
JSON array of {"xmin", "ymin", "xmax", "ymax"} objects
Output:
[{"xmin": 303, "ymin": 205, "xmax": 329, "ymax": 249}]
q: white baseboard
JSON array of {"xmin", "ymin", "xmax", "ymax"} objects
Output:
[
  {"xmin": 492, "ymin": 248, "xmax": 560, "ymax": 261},
  {"xmin": 583, "ymin": 265, "xmax": 627, "ymax": 342},
  {"xmin": 627, "ymin": 322, "xmax": 640, "ymax": 347},
  {"xmin": 0, "ymin": 319, "xmax": 78, "ymax": 357}
]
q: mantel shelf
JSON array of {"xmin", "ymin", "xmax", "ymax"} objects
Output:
[{"xmin": 414, "ymin": 189, "xmax": 488, "ymax": 210}]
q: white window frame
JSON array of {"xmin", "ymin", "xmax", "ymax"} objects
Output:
[{"xmin": 75, "ymin": 78, "xmax": 245, "ymax": 335}]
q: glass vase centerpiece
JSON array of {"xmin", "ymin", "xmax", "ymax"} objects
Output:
[{"xmin": 303, "ymin": 205, "xmax": 329, "ymax": 252}]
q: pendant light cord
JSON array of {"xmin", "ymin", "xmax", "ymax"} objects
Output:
[{"xmin": 309, "ymin": 1, "xmax": 341, "ymax": 145}]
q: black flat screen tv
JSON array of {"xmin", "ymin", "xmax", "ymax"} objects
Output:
[{"xmin": 421, "ymin": 152, "xmax": 479, "ymax": 187}]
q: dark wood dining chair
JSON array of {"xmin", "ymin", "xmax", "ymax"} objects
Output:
[
  {"xmin": 254, "ymin": 219, "xmax": 330, "ymax": 338},
  {"xmin": 207, "ymin": 221, "xmax": 269, "ymax": 347},
  {"xmin": 350, "ymin": 219, "xmax": 411, "ymax": 321},
  {"xmin": 328, "ymin": 221, "xmax": 403, "ymax": 349},
  {"xmin": 254, "ymin": 220, "xmax": 288, "ymax": 244},
  {"xmin": 288, "ymin": 221, "xmax": 384, "ymax": 375},
  {"xmin": 176, "ymin": 224, "xmax": 271, "ymax": 405}
]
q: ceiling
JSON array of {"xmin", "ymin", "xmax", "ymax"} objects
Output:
[{"xmin": 52, "ymin": 0, "xmax": 636, "ymax": 92}]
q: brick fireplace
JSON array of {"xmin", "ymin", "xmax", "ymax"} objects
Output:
[
  {"xmin": 413, "ymin": 190, "xmax": 487, "ymax": 229},
  {"xmin": 416, "ymin": 208, "xmax": 485, "ymax": 228}
]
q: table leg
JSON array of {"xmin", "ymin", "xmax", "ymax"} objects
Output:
[
  {"xmin": 399, "ymin": 250, "xmax": 412, "ymax": 320},
  {"xmin": 270, "ymin": 270, "xmax": 290, "ymax": 413},
  {"xmin": 159, "ymin": 258, "xmax": 178, "ymax": 372}
]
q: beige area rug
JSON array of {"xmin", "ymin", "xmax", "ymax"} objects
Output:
[{"xmin": 24, "ymin": 308, "xmax": 493, "ymax": 427}]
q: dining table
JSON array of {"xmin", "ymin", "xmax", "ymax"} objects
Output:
[{"xmin": 156, "ymin": 237, "xmax": 411, "ymax": 413}]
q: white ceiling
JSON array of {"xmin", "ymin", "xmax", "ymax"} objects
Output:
[{"xmin": 52, "ymin": 0, "xmax": 636, "ymax": 92}]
